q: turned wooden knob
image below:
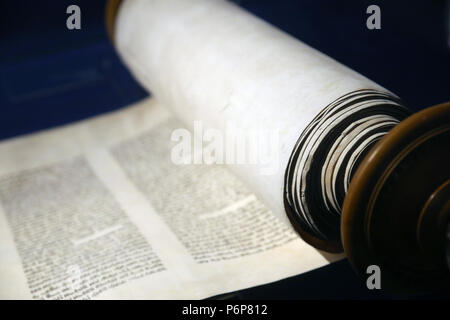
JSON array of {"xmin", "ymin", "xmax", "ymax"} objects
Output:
[{"xmin": 342, "ymin": 102, "xmax": 450, "ymax": 292}]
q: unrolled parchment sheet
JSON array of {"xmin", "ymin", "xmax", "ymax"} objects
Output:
[
  {"xmin": 0, "ymin": 98, "xmax": 340, "ymax": 299},
  {"xmin": 115, "ymin": 0, "xmax": 391, "ymax": 227}
]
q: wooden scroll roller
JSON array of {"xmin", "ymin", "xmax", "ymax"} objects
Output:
[{"xmin": 105, "ymin": 0, "xmax": 450, "ymax": 293}]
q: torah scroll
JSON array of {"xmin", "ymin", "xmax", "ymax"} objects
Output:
[{"xmin": 114, "ymin": 0, "xmax": 410, "ymax": 250}]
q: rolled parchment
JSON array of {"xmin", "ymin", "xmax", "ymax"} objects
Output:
[{"xmin": 114, "ymin": 0, "xmax": 409, "ymax": 250}]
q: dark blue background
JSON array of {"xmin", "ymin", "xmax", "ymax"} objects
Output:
[{"xmin": 0, "ymin": 0, "xmax": 449, "ymax": 299}]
